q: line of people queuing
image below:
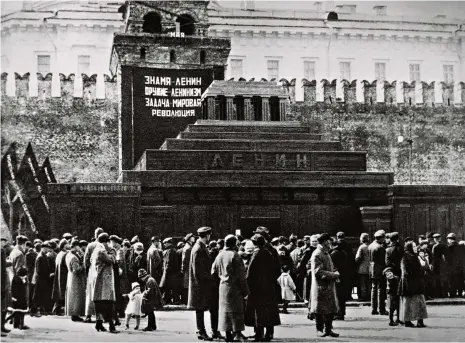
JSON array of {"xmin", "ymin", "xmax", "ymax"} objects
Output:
[{"xmin": 1, "ymin": 226, "xmax": 464, "ymax": 341}]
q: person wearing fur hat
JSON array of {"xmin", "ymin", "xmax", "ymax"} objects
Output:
[
  {"xmin": 32, "ymin": 242, "xmax": 52, "ymax": 316},
  {"xmin": 160, "ymin": 238, "xmax": 180, "ymax": 305},
  {"xmin": 52, "ymin": 239, "xmax": 70, "ymax": 315},
  {"xmin": 65, "ymin": 239, "xmax": 86, "ymax": 322},
  {"xmin": 124, "ymin": 282, "xmax": 143, "ymax": 330},
  {"xmin": 138, "ymin": 269, "xmax": 163, "ymax": 331}
]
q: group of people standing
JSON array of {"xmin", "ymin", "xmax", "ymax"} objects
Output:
[{"xmin": 1, "ymin": 226, "xmax": 464, "ymax": 341}]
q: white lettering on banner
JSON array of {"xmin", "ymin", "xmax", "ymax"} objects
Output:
[
  {"xmin": 145, "ymin": 87, "xmax": 168, "ymax": 96},
  {"xmin": 151, "ymin": 109, "xmax": 196, "ymax": 117},
  {"xmin": 171, "ymin": 88, "xmax": 201, "ymax": 97},
  {"xmin": 144, "ymin": 76, "xmax": 171, "ymax": 86},
  {"xmin": 175, "ymin": 77, "xmax": 202, "ymax": 86},
  {"xmin": 27, "ymin": 157, "xmax": 50, "ymax": 212}
]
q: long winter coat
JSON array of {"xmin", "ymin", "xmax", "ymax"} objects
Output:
[
  {"xmin": 368, "ymin": 241, "xmax": 386, "ymax": 279},
  {"xmin": 90, "ymin": 243, "xmax": 116, "ymax": 302},
  {"xmin": 11, "ymin": 275, "xmax": 28, "ymax": 310},
  {"xmin": 9, "ymin": 246, "xmax": 26, "ymax": 277},
  {"xmin": 84, "ymin": 241, "xmax": 100, "ymax": 315},
  {"xmin": 117, "ymin": 247, "xmax": 130, "ymax": 294},
  {"xmin": 65, "ymin": 251, "xmax": 85, "ymax": 316},
  {"xmin": 181, "ymin": 243, "xmax": 193, "ymax": 289},
  {"xmin": 244, "ymin": 247, "xmax": 281, "ymax": 328},
  {"xmin": 355, "ymin": 243, "xmax": 370, "ymax": 275},
  {"xmin": 133, "ymin": 252, "xmax": 147, "ymax": 278},
  {"xmin": 188, "ymin": 239, "xmax": 216, "ymax": 311},
  {"xmin": 385, "ymin": 242, "xmax": 404, "ymax": 276},
  {"xmin": 1, "ymin": 248, "xmax": 12, "ymax": 310},
  {"xmin": 52, "ymin": 250, "xmax": 68, "ymax": 302},
  {"xmin": 212, "ymin": 248, "xmax": 249, "ymax": 331},
  {"xmin": 309, "ymin": 245, "xmax": 339, "ymax": 315},
  {"xmin": 160, "ymin": 247, "xmax": 180, "ymax": 289},
  {"xmin": 32, "ymin": 251, "xmax": 51, "ymax": 308},
  {"xmin": 141, "ymin": 276, "xmax": 163, "ymax": 313},
  {"xmin": 147, "ymin": 245, "xmax": 162, "ymax": 283},
  {"xmin": 25, "ymin": 248, "xmax": 38, "ymax": 283},
  {"xmin": 398, "ymin": 251, "xmax": 425, "ymax": 296}
]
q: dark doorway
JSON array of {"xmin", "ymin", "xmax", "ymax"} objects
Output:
[
  {"xmin": 234, "ymin": 96, "xmax": 245, "ymax": 120},
  {"xmin": 238, "ymin": 217, "xmax": 281, "ymax": 239},
  {"xmin": 143, "ymin": 12, "xmax": 162, "ymax": 34},
  {"xmin": 270, "ymin": 96, "xmax": 280, "ymax": 121},
  {"xmin": 176, "ymin": 14, "xmax": 196, "ymax": 36},
  {"xmin": 252, "ymin": 96, "xmax": 262, "ymax": 121}
]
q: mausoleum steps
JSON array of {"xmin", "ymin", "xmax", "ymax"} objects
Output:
[
  {"xmin": 160, "ymin": 139, "xmax": 340, "ymax": 151},
  {"xmin": 186, "ymin": 120, "xmax": 320, "ymax": 134},
  {"xmin": 178, "ymin": 131, "xmax": 322, "ymax": 141},
  {"xmin": 137, "ymin": 150, "xmax": 367, "ymax": 171}
]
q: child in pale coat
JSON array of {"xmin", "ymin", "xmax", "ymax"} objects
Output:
[
  {"xmin": 124, "ymin": 282, "xmax": 143, "ymax": 330},
  {"xmin": 277, "ymin": 265, "xmax": 296, "ymax": 314}
]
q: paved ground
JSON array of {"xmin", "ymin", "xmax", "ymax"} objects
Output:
[{"xmin": 3, "ymin": 305, "xmax": 465, "ymax": 342}]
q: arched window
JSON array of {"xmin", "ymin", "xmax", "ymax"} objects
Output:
[
  {"xmin": 200, "ymin": 50, "xmax": 206, "ymax": 64},
  {"xmin": 327, "ymin": 11, "xmax": 338, "ymax": 21},
  {"xmin": 170, "ymin": 50, "xmax": 176, "ymax": 63},
  {"xmin": 176, "ymin": 14, "xmax": 195, "ymax": 36},
  {"xmin": 143, "ymin": 12, "xmax": 162, "ymax": 34}
]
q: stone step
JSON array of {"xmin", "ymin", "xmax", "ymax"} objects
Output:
[
  {"xmin": 160, "ymin": 139, "xmax": 340, "ymax": 151},
  {"xmin": 122, "ymin": 170, "xmax": 393, "ymax": 189},
  {"xmin": 141, "ymin": 150, "xmax": 366, "ymax": 171},
  {"xmin": 187, "ymin": 120, "xmax": 321, "ymax": 134},
  {"xmin": 178, "ymin": 131, "xmax": 322, "ymax": 141}
]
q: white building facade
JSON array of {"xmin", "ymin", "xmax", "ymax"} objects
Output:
[{"xmin": 1, "ymin": 1, "xmax": 464, "ymax": 100}]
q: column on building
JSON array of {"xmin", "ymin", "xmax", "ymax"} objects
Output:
[
  {"xmin": 244, "ymin": 96, "xmax": 254, "ymax": 121},
  {"xmin": 207, "ymin": 96, "xmax": 216, "ymax": 120},
  {"xmin": 261, "ymin": 96, "xmax": 271, "ymax": 121},
  {"xmin": 279, "ymin": 97, "xmax": 288, "ymax": 121},
  {"xmin": 225, "ymin": 95, "xmax": 237, "ymax": 120}
]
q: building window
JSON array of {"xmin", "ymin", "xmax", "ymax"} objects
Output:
[
  {"xmin": 230, "ymin": 59, "xmax": 243, "ymax": 79},
  {"xmin": 375, "ymin": 62, "xmax": 386, "ymax": 82},
  {"xmin": 37, "ymin": 55, "xmax": 51, "ymax": 74},
  {"xmin": 143, "ymin": 12, "xmax": 162, "ymax": 34},
  {"xmin": 339, "ymin": 61, "xmax": 351, "ymax": 80},
  {"xmin": 78, "ymin": 55, "xmax": 90, "ymax": 74},
  {"xmin": 443, "ymin": 65, "xmax": 454, "ymax": 83},
  {"xmin": 267, "ymin": 60, "xmax": 279, "ymax": 80},
  {"xmin": 176, "ymin": 14, "xmax": 195, "ymax": 36},
  {"xmin": 303, "ymin": 61, "xmax": 315, "ymax": 80},
  {"xmin": 409, "ymin": 64, "xmax": 420, "ymax": 82}
]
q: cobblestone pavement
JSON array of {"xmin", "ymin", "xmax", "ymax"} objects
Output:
[{"xmin": 3, "ymin": 305, "xmax": 465, "ymax": 342}]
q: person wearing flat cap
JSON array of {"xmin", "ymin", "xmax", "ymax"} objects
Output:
[
  {"xmin": 63, "ymin": 233, "xmax": 73, "ymax": 242},
  {"xmin": 336, "ymin": 231, "xmax": 356, "ymax": 301},
  {"xmin": 446, "ymin": 233, "xmax": 464, "ymax": 297},
  {"xmin": 368, "ymin": 230, "xmax": 388, "ymax": 315},
  {"xmin": 65, "ymin": 239, "xmax": 86, "ymax": 322},
  {"xmin": 308, "ymin": 233, "xmax": 340, "ymax": 338},
  {"xmin": 83, "ymin": 227, "xmax": 105, "ymax": 322},
  {"xmin": 25, "ymin": 241, "xmax": 39, "ymax": 317},
  {"xmin": 181, "ymin": 233, "xmax": 196, "ymax": 305},
  {"xmin": 137, "ymin": 268, "xmax": 163, "ymax": 331},
  {"xmin": 159, "ymin": 238, "xmax": 180, "ymax": 305},
  {"xmin": 126, "ymin": 235, "xmax": 140, "ymax": 285},
  {"xmin": 32, "ymin": 241, "xmax": 52, "ymax": 316},
  {"xmin": 147, "ymin": 236, "xmax": 163, "ymax": 285},
  {"xmin": 9, "ymin": 235, "xmax": 28, "ymax": 277},
  {"xmin": 244, "ymin": 234, "xmax": 281, "ymax": 342},
  {"xmin": 109, "ymin": 235, "xmax": 125, "ymax": 320},
  {"xmin": 432, "ymin": 233, "xmax": 449, "ymax": 298},
  {"xmin": 52, "ymin": 239, "xmax": 70, "ymax": 315},
  {"xmin": 188, "ymin": 226, "xmax": 224, "ymax": 341}
]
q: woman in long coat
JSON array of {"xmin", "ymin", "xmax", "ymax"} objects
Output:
[
  {"xmin": 245, "ymin": 234, "xmax": 280, "ymax": 342},
  {"xmin": 212, "ymin": 235, "xmax": 249, "ymax": 342},
  {"xmin": 398, "ymin": 241, "xmax": 428, "ymax": 328},
  {"xmin": 90, "ymin": 233, "xmax": 117, "ymax": 333},
  {"xmin": 52, "ymin": 239, "xmax": 69, "ymax": 315},
  {"xmin": 65, "ymin": 240, "xmax": 85, "ymax": 321}
]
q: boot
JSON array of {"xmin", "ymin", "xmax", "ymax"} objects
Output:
[
  {"xmin": 1, "ymin": 312, "xmax": 10, "ymax": 333},
  {"xmin": 109, "ymin": 320, "xmax": 119, "ymax": 333},
  {"xmin": 95, "ymin": 320, "xmax": 107, "ymax": 332},
  {"xmin": 197, "ymin": 330, "xmax": 213, "ymax": 341},
  {"xmin": 84, "ymin": 316, "xmax": 93, "ymax": 323},
  {"xmin": 417, "ymin": 319, "xmax": 427, "ymax": 328},
  {"xmin": 19, "ymin": 314, "xmax": 29, "ymax": 330},
  {"xmin": 212, "ymin": 331, "xmax": 225, "ymax": 340},
  {"xmin": 405, "ymin": 321, "xmax": 415, "ymax": 328}
]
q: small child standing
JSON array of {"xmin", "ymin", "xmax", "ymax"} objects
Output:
[
  {"xmin": 277, "ymin": 265, "xmax": 296, "ymax": 314},
  {"xmin": 124, "ymin": 282, "xmax": 143, "ymax": 330},
  {"xmin": 383, "ymin": 267, "xmax": 400, "ymax": 326},
  {"xmin": 11, "ymin": 267, "xmax": 29, "ymax": 330}
]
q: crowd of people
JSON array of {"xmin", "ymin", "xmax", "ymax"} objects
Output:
[{"xmin": 1, "ymin": 226, "xmax": 464, "ymax": 341}]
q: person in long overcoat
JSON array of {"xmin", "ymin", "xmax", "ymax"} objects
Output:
[
  {"xmin": 32, "ymin": 242, "xmax": 52, "ymax": 316},
  {"xmin": 330, "ymin": 239, "xmax": 349, "ymax": 320},
  {"xmin": 355, "ymin": 233, "xmax": 371, "ymax": 301},
  {"xmin": 109, "ymin": 235, "xmax": 124, "ymax": 319},
  {"xmin": 90, "ymin": 233, "xmax": 118, "ymax": 333},
  {"xmin": 336, "ymin": 232, "xmax": 356, "ymax": 300},
  {"xmin": 181, "ymin": 233, "xmax": 195, "ymax": 305},
  {"xmin": 368, "ymin": 230, "xmax": 387, "ymax": 315},
  {"xmin": 138, "ymin": 268, "xmax": 163, "ymax": 331},
  {"xmin": 245, "ymin": 234, "xmax": 281, "ymax": 342},
  {"xmin": 160, "ymin": 238, "xmax": 180, "ymax": 305},
  {"xmin": 309, "ymin": 233, "xmax": 340, "ymax": 338},
  {"xmin": 65, "ymin": 240, "xmax": 86, "ymax": 321},
  {"xmin": 1, "ymin": 245, "xmax": 12, "ymax": 335},
  {"xmin": 83, "ymin": 227, "xmax": 104, "ymax": 322},
  {"xmin": 147, "ymin": 236, "xmax": 162, "ymax": 284},
  {"xmin": 188, "ymin": 227, "xmax": 223, "ymax": 341},
  {"xmin": 446, "ymin": 233, "xmax": 464, "ymax": 297},
  {"xmin": 52, "ymin": 239, "xmax": 69, "ymax": 315},
  {"xmin": 385, "ymin": 232, "xmax": 404, "ymax": 277},
  {"xmin": 211, "ymin": 235, "xmax": 249, "ymax": 342},
  {"xmin": 398, "ymin": 241, "xmax": 428, "ymax": 327},
  {"xmin": 431, "ymin": 233, "xmax": 449, "ymax": 298},
  {"xmin": 300, "ymin": 235, "xmax": 318, "ymax": 306},
  {"xmin": 25, "ymin": 243, "xmax": 39, "ymax": 316}
]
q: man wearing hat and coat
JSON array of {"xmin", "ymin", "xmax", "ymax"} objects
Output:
[
  {"xmin": 188, "ymin": 227, "xmax": 223, "ymax": 341},
  {"xmin": 52, "ymin": 239, "xmax": 69, "ymax": 315},
  {"xmin": 126, "ymin": 235, "xmax": 140, "ymax": 284},
  {"xmin": 32, "ymin": 242, "xmax": 52, "ymax": 316},
  {"xmin": 368, "ymin": 230, "xmax": 388, "ymax": 315},
  {"xmin": 9, "ymin": 235, "xmax": 28, "ymax": 276},
  {"xmin": 138, "ymin": 268, "xmax": 163, "ymax": 331},
  {"xmin": 181, "ymin": 233, "xmax": 195, "ymax": 305},
  {"xmin": 160, "ymin": 237, "xmax": 180, "ymax": 305},
  {"xmin": 25, "ymin": 242, "xmax": 39, "ymax": 317},
  {"xmin": 147, "ymin": 237, "xmax": 163, "ymax": 284},
  {"xmin": 432, "ymin": 233, "xmax": 449, "ymax": 298},
  {"xmin": 446, "ymin": 233, "xmax": 463, "ymax": 297}
]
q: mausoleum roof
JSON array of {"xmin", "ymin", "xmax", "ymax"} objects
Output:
[{"xmin": 202, "ymin": 80, "xmax": 289, "ymax": 99}]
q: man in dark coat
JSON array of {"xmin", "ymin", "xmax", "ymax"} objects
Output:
[
  {"xmin": 32, "ymin": 242, "xmax": 52, "ymax": 316},
  {"xmin": 109, "ymin": 235, "xmax": 124, "ymax": 319},
  {"xmin": 300, "ymin": 235, "xmax": 318, "ymax": 308},
  {"xmin": 25, "ymin": 242, "xmax": 39, "ymax": 317},
  {"xmin": 147, "ymin": 236, "xmax": 162, "ymax": 284},
  {"xmin": 446, "ymin": 233, "xmax": 463, "ymax": 297},
  {"xmin": 385, "ymin": 232, "xmax": 404, "ymax": 277},
  {"xmin": 336, "ymin": 232, "xmax": 356, "ymax": 300},
  {"xmin": 188, "ymin": 227, "xmax": 223, "ymax": 341},
  {"xmin": 245, "ymin": 234, "xmax": 281, "ymax": 342},
  {"xmin": 368, "ymin": 230, "xmax": 388, "ymax": 315},
  {"xmin": 52, "ymin": 239, "xmax": 69, "ymax": 315},
  {"xmin": 181, "ymin": 233, "xmax": 195, "ymax": 305},
  {"xmin": 159, "ymin": 238, "xmax": 180, "ymax": 305},
  {"xmin": 432, "ymin": 233, "xmax": 449, "ymax": 297},
  {"xmin": 330, "ymin": 238, "xmax": 349, "ymax": 320},
  {"xmin": 138, "ymin": 268, "xmax": 163, "ymax": 331},
  {"xmin": 126, "ymin": 235, "xmax": 140, "ymax": 284}
]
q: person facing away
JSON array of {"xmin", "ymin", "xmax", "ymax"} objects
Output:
[{"xmin": 277, "ymin": 265, "xmax": 296, "ymax": 314}]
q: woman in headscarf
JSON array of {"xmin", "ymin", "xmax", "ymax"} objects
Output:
[{"xmin": 398, "ymin": 241, "xmax": 428, "ymax": 328}]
